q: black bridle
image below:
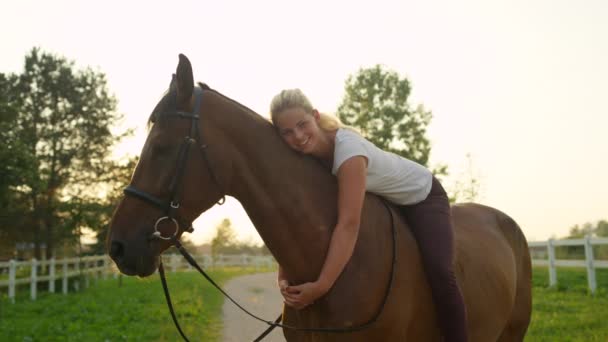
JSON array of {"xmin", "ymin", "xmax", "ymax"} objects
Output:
[
  {"xmin": 122, "ymin": 84, "xmax": 398, "ymax": 342},
  {"xmin": 124, "ymin": 85, "xmax": 225, "ymax": 241}
]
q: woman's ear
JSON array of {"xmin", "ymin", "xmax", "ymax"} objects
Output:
[{"xmin": 312, "ymin": 109, "xmax": 321, "ymax": 122}]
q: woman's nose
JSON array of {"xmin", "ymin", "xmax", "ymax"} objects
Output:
[{"xmin": 293, "ymin": 128, "xmax": 304, "ymax": 140}]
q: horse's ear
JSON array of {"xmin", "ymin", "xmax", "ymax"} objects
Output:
[{"xmin": 175, "ymin": 54, "xmax": 194, "ymax": 107}]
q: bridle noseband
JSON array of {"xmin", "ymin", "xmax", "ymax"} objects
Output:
[{"xmin": 123, "ymin": 85, "xmax": 225, "ymax": 240}]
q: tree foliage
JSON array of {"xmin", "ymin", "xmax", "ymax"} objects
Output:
[
  {"xmin": 211, "ymin": 219, "xmax": 238, "ymax": 256},
  {"xmin": 568, "ymin": 220, "xmax": 608, "ymax": 238},
  {"xmin": 0, "ymin": 48, "xmax": 133, "ymax": 259},
  {"xmin": 210, "ymin": 218, "xmax": 270, "ymax": 256},
  {"xmin": 337, "ymin": 65, "xmax": 436, "ymax": 168},
  {"xmin": 557, "ymin": 219, "xmax": 608, "ymax": 260}
]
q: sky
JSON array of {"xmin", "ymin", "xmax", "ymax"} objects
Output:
[{"xmin": 2, "ymin": 0, "xmax": 607, "ymax": 244}]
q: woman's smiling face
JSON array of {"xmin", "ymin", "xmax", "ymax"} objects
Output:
[{"xmin": 275, "ymin": 107, "xmax": 322, "ymax": 155}]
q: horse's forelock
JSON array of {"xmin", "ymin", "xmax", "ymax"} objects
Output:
[{"xmin": 147, "ymin": 89, "xmax": 173, "ymax": 128}]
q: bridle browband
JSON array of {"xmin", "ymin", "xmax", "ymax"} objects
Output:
[{"xmin": 121, "ymin": 83, "xmax": 398, "ymax": 341}]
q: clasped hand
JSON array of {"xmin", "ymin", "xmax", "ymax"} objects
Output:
[{"xmin": 278, "ymin": 280, "xmax": 326, "ymax": 310}]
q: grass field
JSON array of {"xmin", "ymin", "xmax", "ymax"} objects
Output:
[
  {"xmin": 1, "ymin": 266, "xmax": 607, "ymax": 341},
  {"xmin": 527, "ymin": 267, "xmax": 608, "ymax": 342},
  {"xmin": 0, "ymin": 267, "xmax": 267, "ymax": 341}
]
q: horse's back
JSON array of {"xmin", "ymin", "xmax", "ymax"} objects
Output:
[
  {"xmin": 452, "ymin": 203, "xmax": 532, "ymax": 341},
  {"xmin": 282, "ymin": 200, "xmax": 532, "ymax": 342}
]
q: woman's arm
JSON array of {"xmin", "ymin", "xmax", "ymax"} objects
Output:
[{"xmin": 284, "ymin": 156, "xmax": 367, "ymax": 308}]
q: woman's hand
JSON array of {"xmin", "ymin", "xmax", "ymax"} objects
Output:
[{"xmin": 279, "ymin": 281, "xmax": 327, "ymax": 310}]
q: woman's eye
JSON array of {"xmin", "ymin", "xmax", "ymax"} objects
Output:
[{"xmin": 281, "ymin": 131, "xmax": 293, "ymax": 137}]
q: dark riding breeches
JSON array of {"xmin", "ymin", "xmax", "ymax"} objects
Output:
[{"xmin": 397, "ymin": 177, "xmax": 468, "ymax": 342}]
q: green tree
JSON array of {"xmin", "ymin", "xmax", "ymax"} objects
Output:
[
  {"xmin": 560, "ymin": 220, "xmax": 608, "ymax": 259},
  {"xmin": 80, "ymin": 157, "xmax": 138, "ymax": 255},
  {"xmin": 0, "ymin": 73, "xmax": 38, "ymax": 257},
  {"xmin": 595, "ymin": 220, "xmax": 608, "ymax": 237},
  {"xmin": 337, "ymin": 65, "xmax": 439, "ymax": 170},
  {"xmin": 211, "ymin": 219, "xmax": 238, "ymax": 256},
  {"xmin": 0, "ymin": 48, "xmax": 132, "ymax": 259}
]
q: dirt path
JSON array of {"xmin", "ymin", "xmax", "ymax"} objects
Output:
[{"xmin": 221, "ymin": 272, "xmax": 286, "ymax": 342}]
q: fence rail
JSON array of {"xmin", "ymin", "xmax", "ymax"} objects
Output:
[
  {"xmin": 529, "ymin": 235, "xmax": 608, "ymax": 293},
  {"xmin": 4, "ymin": 237, "xmax": 605, "ymax": 302},
  {"xmin": 0, "ymin": 254, "xmax": 275, "ymax": 303}
]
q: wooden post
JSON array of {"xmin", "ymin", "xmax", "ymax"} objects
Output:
[
  {"xmin": 94, "ymin": 258, "xmax": 99, "ymax": 282},
  {"xmin": 103, "ymin": 256, "xmax": 109, "ymax": 280},
  {"xmin": 171, "ymin": 254, "xmax": 177, "ymax": 273},
  {"xmin": 75, "ymin": 259, "xmax": 81, "ymax": 291},
  {"xmin": 30, "ymin": 258, "xmax": 38, "ymax": 300},
  {"xmin": 547, "ymin": 239, "xmax": 557, "ymax": 287},
  {"xmin": 62, "ymin": 258, "xmax": 68, "ymax": 295},
  {"xmin": 584, "ymin": 235, "xmax": 597, "ymax": 294},
  {"xmin": 49, "ymin": 258, "xmax": 56, "ymax": 293},
  {"xmin": 85, "ymin": 259, "xmax": 90, "ymax": 289},
  {"xmin": 8, "ymin": 260, "xmax": 16, "ymax": 304}
]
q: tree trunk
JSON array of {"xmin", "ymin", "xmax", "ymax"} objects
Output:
[
  {"xmin": 44, "ymin": 216, "xmax": 54, "ymax": 261},
  {"xmin": 34, "ymin": 219, "xmax": 42, "ymax": 260}
]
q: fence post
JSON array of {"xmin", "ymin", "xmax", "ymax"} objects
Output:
[
  {"xmin": 30, "ymin": 258, "xmax": 38, "ymax": 300},
  {"xmin": 584, "ymin": 235, "xmax": 597, "ymax": 294},
  {"xmin": 62, "ymin": 258, "xmax": 68, "ymax": 295},
  {"xmin": 49, "ymin": 258, "xmax": 56, "ymax": 293},
  {"xmin": 171, "ymin": 254, "xmax": 177, "ymax": 272},
  {"xmin": 8, "ymin": 260, "xmax": 16, "ymax": 303},
  {"xmin": 547, "ymin": 239, "xmax": 557, "ymax": 287},
  {"xmin": 74, "ymin": 258, "xmax": 81, "ymax": 291},
  {"xmin": 94, "ymin": 258, "xmax": 99, "ymax": 282},
  {"xmin": 84, "ymin": 259, "xmax": 90, "ymax": 289},
  {"xmin": 102, "ymin": 257, "xmax": 107, "ymax": 280}
]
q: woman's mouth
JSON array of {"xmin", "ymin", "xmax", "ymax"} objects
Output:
[{"xmin": 298, "ymin": 137, "xmax": 310, "ymax": 149}]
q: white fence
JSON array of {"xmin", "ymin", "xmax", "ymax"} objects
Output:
[
  {"xmin": 529, "ymin": 235, "xmax": 608, "ymax": 294},
  {"xmin": 0, "ymin": 254, "xmax": 276, "ymax": 303},
  {"xmin": 5, "ymin": 237, "xmax": 605, "ymax": 302}
]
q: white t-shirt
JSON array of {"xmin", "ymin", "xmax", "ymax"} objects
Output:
[{"xmin": 331, "ymin": 128, "xmax": 433, "ymax": 205}]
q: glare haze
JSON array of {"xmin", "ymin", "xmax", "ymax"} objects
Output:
[{"xmin": 2, "ymin": 0, "xmax": 607, "ymax": 244}]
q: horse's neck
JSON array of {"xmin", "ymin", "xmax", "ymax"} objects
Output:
[{"xmin": 208, "ymin": 93, "xmax": 336, "ymax": 282}]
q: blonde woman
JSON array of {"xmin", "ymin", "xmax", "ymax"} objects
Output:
[{"xmin": 270, "ymin": 88, "xmax": 467, "ymax": 342}]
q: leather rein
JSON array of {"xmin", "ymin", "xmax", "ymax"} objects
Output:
[{"xmin": 122, "ymin": 85, "xmax": 398, "ymax": 341}]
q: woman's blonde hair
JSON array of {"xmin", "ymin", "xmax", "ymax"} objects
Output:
[{"xmin": 269, "ymin": 88, "xmax": 344, "ymax": 132}]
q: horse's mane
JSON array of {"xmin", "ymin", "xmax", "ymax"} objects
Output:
[{"xmin": 147, "ymin": 82, "xmax": 273, "ymax": 131}]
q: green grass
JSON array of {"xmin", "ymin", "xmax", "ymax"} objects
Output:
[
  {"xmin": 0, "ymin": 267, "xmax": 272, "ymax": 342},
  {"xmin": 526, "ymin": 267, "xmax": 608, "ymax": 342}
]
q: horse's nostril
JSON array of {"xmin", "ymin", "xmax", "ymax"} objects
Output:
[{"xmin": 110, "ymin": 240, "xmax": 125, "ymax": 261}]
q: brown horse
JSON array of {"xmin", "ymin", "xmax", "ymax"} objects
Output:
[{"xmin": 108, "ymin": 54, "xmax": 532, "ymax": 341}]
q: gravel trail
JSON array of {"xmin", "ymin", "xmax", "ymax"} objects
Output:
[{"xmin": 222, "ymin": 272, "xmax": 286, "ymax": 342}]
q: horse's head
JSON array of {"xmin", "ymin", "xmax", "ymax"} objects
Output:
[{"xmin": 108, "ymin": 54, "xmax": 225, "ymax": 276}]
